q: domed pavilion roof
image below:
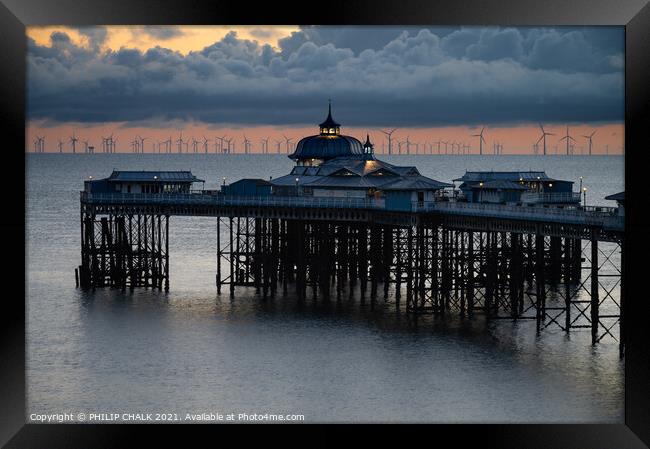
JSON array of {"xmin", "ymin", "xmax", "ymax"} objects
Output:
[{"xmin": 289, "ymin": 102, "xmax": 373, "ymax": 162}]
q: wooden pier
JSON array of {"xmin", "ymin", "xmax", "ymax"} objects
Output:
[{"xmin": 77, "ymin": 192, "xmax": 624, "ymax": 353}]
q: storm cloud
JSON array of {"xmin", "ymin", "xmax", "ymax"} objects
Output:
[{"xmin": 27, "ymin": 26, "xmax": 624, "ymax": 127}]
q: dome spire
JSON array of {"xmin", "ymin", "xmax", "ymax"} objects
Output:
[
  {"xmin": 319, "ymin": 99, "xmax": 341, "ymax": 135},
  {"xmin": 363, "ymin": 133, "xmax": 374, "ymax": 155}
]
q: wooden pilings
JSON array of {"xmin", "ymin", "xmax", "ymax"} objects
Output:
[
  {"xmin": 78, "ymin": 212, "xmax": 168, "ymax": 290},
  {"xmin": 79, "ymin": 209, "xmax": 621, "ymax": 350}
]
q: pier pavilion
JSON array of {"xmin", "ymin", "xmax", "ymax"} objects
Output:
[
  {"xmin": 85, "ymin": 170, "xmax": 204, "ymax": 194},
  {"xmin": 454, "ymin": 171, "xmax": 580, "ymax": 205},
  {"xmin": 268, "ymin": 107, "xmax": 453, "ymax": 206}
]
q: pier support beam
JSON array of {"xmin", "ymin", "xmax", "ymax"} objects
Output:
[
  {"xmin": 78, "ymin": 203, "xmax": 623, "ymax": 351},
  {"xmin": 590, "ymin": 230, "xmax": 599, "ymax": 345},
  {"xmin": 79, "ymin": 211, "xmax": 168, "ymax": 290}
]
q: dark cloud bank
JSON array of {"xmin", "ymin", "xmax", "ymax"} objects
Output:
[{"xmin": 27, "ymin": 26, "xmax": 624, "ymax": 127}]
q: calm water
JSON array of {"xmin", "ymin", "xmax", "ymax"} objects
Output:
[{"xmin": 26, "ymin": 154, "xmax": 624, "ymax": 423}]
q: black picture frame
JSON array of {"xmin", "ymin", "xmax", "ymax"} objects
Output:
[{"xmin": 2, "ymin": 0, "xmax": 649, "ymax": 446}]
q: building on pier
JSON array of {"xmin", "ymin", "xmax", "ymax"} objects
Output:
[
  {"xmin": 265, "ymin": 104, "xmax": 452, "ymax": 203},
  {"xmin": 221, "ymin": 178, "xmax": 272, "ymax": 196},
  {"xmin": 454, "ymin": 170, "xmax": 579, "ymax": 205},
  {"xmin": 466, "ymin": 180, "xmax": 528, "ymax": 204},
  {"xmin": 85, "ymin": 170, "xmax": 204, "ymax": 194},
  {"xmin": 605, "ymin": 191, "xmax": 625, "ymax": 216}
]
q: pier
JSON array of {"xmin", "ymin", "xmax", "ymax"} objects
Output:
[
  {"xmin": 75, "ymin": 106, "xmax": 625, "ymax": 352},
  {"xmin": 77, "ymin": 191, "xmax": 624, "ymax": 352}
]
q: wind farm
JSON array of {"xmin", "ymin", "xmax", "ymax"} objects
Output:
[{"xmin": 28, "ymin": 123, "xmax": 623, "ymax": 156}]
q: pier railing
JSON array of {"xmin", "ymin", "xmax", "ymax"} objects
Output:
[
  {"xmin": 413, "ymin": 200, "xmax": 622, "ymax": 228},
  {"xmin": 81, "ymin": 192, "xmax": 383, "ymax": 210},
  {"xmin": 81, "ymin": 192, "xmax": 623, "ymax": 230},
  {"xmin": 520, "ymin": 192, "xmax": 582, "ymax": 204}
]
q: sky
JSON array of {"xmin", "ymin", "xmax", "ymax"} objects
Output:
[{"xmin": 26, "ymin": 25, "xmax": 625, "ymax": 154}]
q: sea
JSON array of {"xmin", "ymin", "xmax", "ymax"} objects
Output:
[{"xmin": 26, "ymin": 154, "xmax": 624, "ymax": 423}]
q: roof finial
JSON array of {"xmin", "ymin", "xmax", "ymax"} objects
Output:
[{"xmin": 319, "ymin": 99, "xmax": 340, "ymax": 131}]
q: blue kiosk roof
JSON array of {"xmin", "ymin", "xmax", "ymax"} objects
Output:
[
  {"xmin": 453, "ymin": 171, "xmax": 560, "ymax": 183},
  {"xmin": 106, "ymin": 170, "xmax": 204, "ymax": 183}
]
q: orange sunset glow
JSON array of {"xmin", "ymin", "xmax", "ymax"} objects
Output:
[{"xmin": 26, "ymin": 25, "xmax": 624, "ymax": 155}]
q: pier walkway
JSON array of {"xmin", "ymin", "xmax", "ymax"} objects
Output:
[{"xmin": 81, "ymin": 191, "xmax": 623, "ymax": 233}]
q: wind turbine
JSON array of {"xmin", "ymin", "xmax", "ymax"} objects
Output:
[
  {"xmin": 58, "ymin": 139, "xmax": 64, "ymax": 153},
  {"xmin": 379, "ymin": 129, "xmax": 397, "ymax": 155},
  {"xmin": 69, "ymin": 131, "xmax": 78, "ymax": 154},
  {"xmin": 243, "ymin": 135, "xmax": 252, "ymax": 154},
  {"xmin": 559, "ymin": 126, "xmax": 576, "ymax": 155},
  {"xmin": 261, "ymin": 137, "xmax": 270, "ymax": 154},
  {"xmin": 176, "ymin": 132, "xmax": 184, "ymax": 154},
  {"xmin": 405, "ymin": 136, "xmax": 412, "ymax": 155},
  {"xmin": 138, "ymin": 136, "xmax": 148, "ymax": 154},
  {"xmin": 82, "ymin": 140, "xmax": 89, "ymax": 153},
  {"xmin": 108, "ymin": 133, "xmax": 115, "ymax": 153},
  {"xmin": 216, "ymin": 136, "xmax": 226, "ymax": 154},
  {"xmin": 202, "ymin": 136, "xmax": 209, "ymax": 154},
  {"xmin": 34, "ymin": 136, "xmax": 44, "ymax": 153},
  {"xmin": 537, "ymin": 124, "xmax": 554, "ymax": 156},
  {"xmin": 283, "ymin": 135, "xmax": 293, "ymax": 154},
  {"xmin": 582, "ymin": 130, "xmax": 596, "ymax": 155},
  {"xmin": 472, "ymin": 127, "xmax": 486, "ymax": 155},
  {"xmin": 274, "ymin": 139, "xmax": 282, "ymax": 154}
]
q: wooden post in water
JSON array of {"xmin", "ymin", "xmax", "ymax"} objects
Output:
[
  {"xmin": 406, "ymin": 225, "xmax": 414, "ymax": 310},
  {"xmin": 229, "ymin": 217, "xmax": 235, "ymax": 295},
  {"xmin": 535, "ymin": 233, "xmax": 546, "ymax": 331},
  {"xmin": 619, "ymin": 236, "xmax": 625, "ymax": 357},
  {"xmin": 164, "ymin": 215, "xmax": 169, "ymax": 291},
  {"xmin": 466, "ymin": 230, "xmax": 474, "ymax": 318},
  {"xmin": 216, "ymin": 218, "xmax": 221, "ymax": 294},
  {"xmin": 590, "ymin": 230, "xmax": 599, "ymax": 345},
  {"xmin": 563, "ymin": 237, "xmax": 571, "ymax": 331}
]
